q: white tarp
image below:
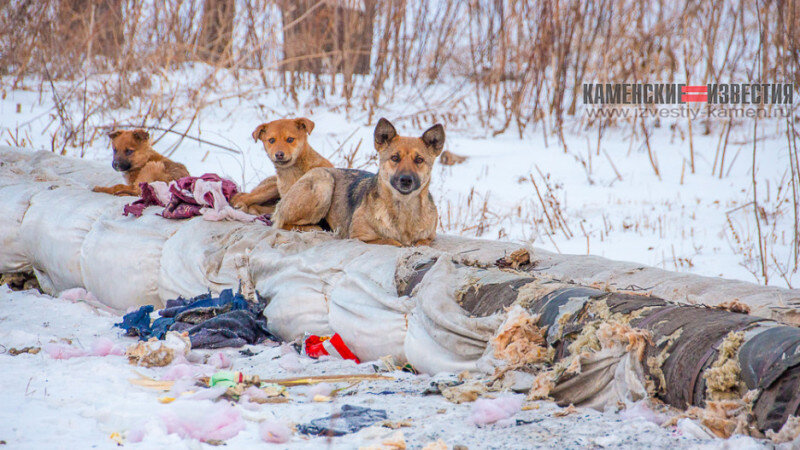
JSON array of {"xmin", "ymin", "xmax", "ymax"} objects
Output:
[{"xmin": 2, "ymin": 146, "xmax": 800, "ymax": 375}]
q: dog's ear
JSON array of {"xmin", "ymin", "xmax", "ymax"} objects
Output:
[
  {"xmin": 132, "ymin": 129, "xmax": 150, "ymax": 142},
  {"xmin": 294, "ymin": 118, "xmax": 315, "ymax": 135},
  {"xmin": 421, "ymin": 124, "xmax": 445, "ymax": 156},
  {"xmin": 374, "ymin": 118, "xmax": 397, "ymax": 150},
  {"xmin": 107, "ymin": 130, "xmax": 122, "ymax": 140},
  {"xmin": 252, "ymin": 123, "xmax": 268, "ymax": 142}
]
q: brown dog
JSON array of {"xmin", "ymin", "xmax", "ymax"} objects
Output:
[
  {"xmin": 231, "ymin": 118, "xmax": 333, "ymax": 215},
  {"xmin": 92, "ymin": 129, "xmax": 189, "ymax": 196},
  {"xmin": 272, "ymin": 118, "xmax": 445, "ymax": 246}
]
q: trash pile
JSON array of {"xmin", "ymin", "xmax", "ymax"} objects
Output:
[{"xmin": 116, "ymin": 289, "xmax": 275, "ymax": 349}]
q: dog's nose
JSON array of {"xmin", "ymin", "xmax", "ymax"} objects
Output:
[
  {"xmin": 112, "ymin": 160, "xmax": 131, "ymax": 172},
  {"xmin": 274, "ymin": 151, "xmax": 285, "ymax": 160},
  {"xmin": 398, "ymin": 175, "xmax": 413, "ymax": 188}
]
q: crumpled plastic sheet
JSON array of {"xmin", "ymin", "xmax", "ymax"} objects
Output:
[{"xmin": 296, "ymin": 405, "xmax": 388, "ymax": 436}]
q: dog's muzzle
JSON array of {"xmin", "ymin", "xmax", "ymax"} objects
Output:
[
  {"xmin": 112, "ymin": 160, "xmax": 131, "ymax": 172},
  {"xmin": 272, "ymin": 151, "xmax": 291, "ymax": 165},
  {"xmin": 391, "ymin": 173, "xmax": 420, "ymax": 195}
]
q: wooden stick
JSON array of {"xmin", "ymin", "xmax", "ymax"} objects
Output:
[{"xmin": 130, "ymin": 372, "xmax": 393, "ymax": 391}]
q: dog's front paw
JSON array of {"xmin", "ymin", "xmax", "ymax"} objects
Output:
[
  {"xmin": 92, "ymin": 186, "xmax": 107, "ymax": 193},
  {"xmin": 230, "ymin": 193, "xmax": 250, "ymax": 210}
]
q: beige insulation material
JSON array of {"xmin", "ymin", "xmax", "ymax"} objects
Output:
[
  {"xmin": 527, "ymin": 372, "xmax": 557, "ymax": 401},
  {"xmin": 441, "ymin": 380, "xmax": 487, "ymax": 404},
  {"xmin": 668, "ymin": 390, "xmax": 761, "ymax": 439},
  {"xmin": 714, "ymin": 299, "xmax": 751, "ymax": 315},
  {"xmin": 514, "ymin": 280, "xmax": 564, "ymax": 309},
  {"xmin": 597, "ymin": 321, "xmax": 652, "ymax": 362},
  {"xmin": 766, "ymin": 415, "xmax": 800, "ymax": 443},
  {"xmin": 126, "ymin": 332, "xmax": 191, "ymax": 368},
  {"xmin": 491, "ymin": 306, "xmax": 552, "ymax": 368},
  {"xmin": 704, "ymin": 331, "xmax": 746, "ymax": 400},
  {"xmin": 647, "ymin": 328, "xmax": 683, "ymax": 395}
]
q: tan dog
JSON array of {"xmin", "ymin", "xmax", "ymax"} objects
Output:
[
  {"xmin": 231, "ymin": 118, "xmax": 333, "ymax": 215},
  {"xmin": 92, "ymin": 129, "xmax": 189, "ymax": 196},
  {"xmin": 273, "ymin": 118, "xmax": 445, "ymax": 246}
]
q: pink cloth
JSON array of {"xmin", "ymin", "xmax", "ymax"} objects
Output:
[{"xmin": 123, "ymin": 174, "xmax": 271, "ymax": 224}]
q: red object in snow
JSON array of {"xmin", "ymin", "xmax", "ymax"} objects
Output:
[{"xmin": 304, "ymin": 333, "xmax": 360, "ymax": 364}]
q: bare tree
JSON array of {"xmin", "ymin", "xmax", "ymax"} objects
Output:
[{"xmin": 197, "ymin": 0, "xmax": 236, "ymax": 66}]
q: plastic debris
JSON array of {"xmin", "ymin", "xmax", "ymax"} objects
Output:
[
  {"xmin": 109, "ymin": 432, "xmax": 124, "ymax": 446},
  {"xmin": 209, "ymin": 370, "xmax": 261, "ymax": 389},
  {"xmin": 469, "ymin": 395, "xmax": 524, "ymax": 427},
  {"xmin": 129, "ymin": 373, "xmax": 175, "ymax": 391},
  {"xmin": 304, "ymin": 333, "xmax": 360, "ymax": 363},
  {"xmin": 297, "ymin": 405, "xmax": 388, "ymax": 436}
]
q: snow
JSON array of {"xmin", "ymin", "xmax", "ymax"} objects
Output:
[
  {"xmin": 0, "ymin": 66, "xmax": 795, "ymax": 446},
  {"xmin": 0, "ymin": 287, "xmax": 770, "ymax": 448},
  {"xmin": 1, "ymin": 68, "xmax": 796, "ymax": 288}
]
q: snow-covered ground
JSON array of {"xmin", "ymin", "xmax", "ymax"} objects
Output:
[
  {"xmin": 2, "ymin": 68, "xmax": 796, "ymax": 288},
  {"xmin": 0, "ymin": 286, "xmax": 769, "ymax": 448},
  {"xmin": 0, "ymin": 68, "xmax": 796, "ymax": 447}
]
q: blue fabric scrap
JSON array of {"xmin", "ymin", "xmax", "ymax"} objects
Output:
[{"xmin": 113, "ymin": 289, "xmax": 274, "ymax": 348}]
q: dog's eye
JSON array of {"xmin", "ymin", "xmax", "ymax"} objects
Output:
[
  {"xmin": 125, "ymin": 149, "xmax": 134, "ymax": 156},
  {"xmin": 268, "ymin": 138, "xmax": 276, "ymax": 144},
  {"xmin": 286, "ymin": 137, "xmax": 294, "ymax": 143},
  {"xmin": 390, "ymin": 154, "xmax": 400, "ymax": 163},
  {"xmin": 414, "ymin": 156, "xmax": 424, "ymax": 164}
]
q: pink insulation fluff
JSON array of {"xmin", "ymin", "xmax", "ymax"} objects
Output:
[
  {"xmin": 57, "ymin": 288, "xmax": 114, "ymax": 313},
  {"xmin": 127, "ymin": 427, "xmax": 145, "ymax": 443},
  {"xmin": 470, "ymin": 395, "xmax": 524, "ymax": 427},
  {"xmin": 278, "ymin": 351, "xmax": 304, "ymax": 373},
  {"xmin": 259, "ymin": 420, "xmax": 291, "ymax": 444},
  {"xmin": 161, "ymin": 364, "xmax": 197, "ymax": 381},
  {"xmin": 89, "ymin": 337, "xmax": 124, "ymax": 356},
  {"xmin": 241, "ymin": 386, "xmax": 270, "ymax": 402},
  {"xmin": 208, "ymin": 352, "xmax": 232, "ymax": 369},
  {"xmin": 160, "ymin": 403, "xmax": 245, "ymax": 442},
  {"xmin": 44, "ymin": 343, "xmax": 87, "ymax": 359},
  {"xmin": 188, "ymin": 386, "xmax": 228, "ymax": 401},
  {"xmin": 306, "ymin": 382, "xmax": 333, "ymax": 398}
]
